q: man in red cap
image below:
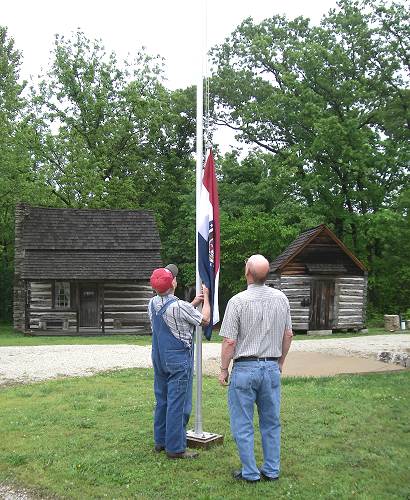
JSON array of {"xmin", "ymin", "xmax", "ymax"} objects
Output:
[{"xmin": 149, "ymin": 264, "xmax": 210, "ymax": 459}]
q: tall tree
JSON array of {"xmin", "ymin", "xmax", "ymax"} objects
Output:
[
  {"xmin": 0, "ymin": 27, "xmax": 49, "ymax": 321},
  {"xmin": 211, "ymin": 0, "xmax": 410, "ymax": 314},
  {"xmin": 211, "ymin": 0, "xmax": 409, "ymax": 239},
  {"xmin": 30, "ymin": 31, "xmax": 167, "ymax": 208}
]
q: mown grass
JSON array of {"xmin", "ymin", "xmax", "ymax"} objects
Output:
[
  {"xmin": 0, "ymin": 324, "xmax": 153, "ymax": 346},
  {"xmin": 0, "ymin": 323, "xmax": 395, "ymax": 347},
  {"xmin": 0, "ymin": 370, "xmax": 409, "ymax": 499}
]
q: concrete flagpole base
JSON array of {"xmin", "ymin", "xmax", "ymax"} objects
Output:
[{"xmin": 186, "ymin": 430, "xmax": 224, "ymax": 449}]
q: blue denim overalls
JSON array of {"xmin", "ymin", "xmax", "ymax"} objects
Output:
[{"xmin": 151, "ymin": 298, "xmax": 194, "ymax": 453}]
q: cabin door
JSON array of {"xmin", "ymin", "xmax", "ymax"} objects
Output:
[
  {"xmin": 79, "ymin": 284, "xmax": 98, "ymax": 327},
  {"xmin": 309, "ymin": 280, "xmax": 335, "ymax": 330}
]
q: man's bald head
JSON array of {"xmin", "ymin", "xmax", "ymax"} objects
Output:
[{"xmin": 245, "ymin": 254, "xmax": 270, "ymax": 284}]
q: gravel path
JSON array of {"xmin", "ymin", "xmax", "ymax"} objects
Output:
[
  {"xmin": 0, "ymin": 484, "xmax": 34, "ymax": 500},
  {"xmin": 0, "ymin": 334, "xmax": 408, "ymax": 386},
  {"xmin": 289, "ymin": 334, "xmax": 410, "ymax": 357}
]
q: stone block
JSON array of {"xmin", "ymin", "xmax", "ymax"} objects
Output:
[
  {"xmin": 384, "ymin": 315, "xmax": 400, "ymax": 332},
  {"xmin": 378, "ymin": 351, "xmax": 408, "ymax": 367},
  {"xmin": 307, "ymin": 330, "xmax": 332, "ymax": 336}
]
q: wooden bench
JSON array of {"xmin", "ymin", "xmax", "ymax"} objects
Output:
[{"xmin": 39, "ymin": 317, "xmax": 69, "ymax": 330}]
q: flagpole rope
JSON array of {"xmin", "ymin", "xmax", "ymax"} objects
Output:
[{"xmin": 204, "ymin": 0, "xmax": 210, "ymax": 152}]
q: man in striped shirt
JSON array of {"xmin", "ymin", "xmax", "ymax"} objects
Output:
[
  {"xmin": 149, "ymin": 264, "xmax": 210, "ymax": 459},
  {"xmin": 219, "ymin": 254, "xmax": 293, "ymax": 482}
]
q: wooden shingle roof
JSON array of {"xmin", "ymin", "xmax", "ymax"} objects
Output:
[
  {"xmin": 17, "ymin": 205, "xmax": 162, "ymax": 280},
  {"xmin": 270, "ymin": 224, "xmax": 366, "ymax": 273},
  {"xmin": 20, "ymin": 206, "xmax": 161, "ymax": 250}
]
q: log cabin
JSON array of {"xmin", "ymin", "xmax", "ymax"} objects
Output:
[
  {"xmin": 267, "ymin": 225, "xmax": 368, "ymax": 332},
  {"xmin": 13, "ymin": 204, "xmax": 161, "ymax": 335}
]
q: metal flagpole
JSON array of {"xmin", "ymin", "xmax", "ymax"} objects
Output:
[
  {"xmin": 194, "ymin": 0, "xmax": 204, "ymax": 434},
  {"xmin": 187, "ymin": 0, "xmax": 223, "ymax": 449}
]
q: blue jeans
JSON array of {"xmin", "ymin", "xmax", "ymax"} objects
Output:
[{"xmin": 228, "ymin": 360, "xmax": 281, "ymax": 481}]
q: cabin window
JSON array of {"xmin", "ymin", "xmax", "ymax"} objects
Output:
[{"xmin": 55, "ymin": 282, "xmax": 70, "ymax": 309}]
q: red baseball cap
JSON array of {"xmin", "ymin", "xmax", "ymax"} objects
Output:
[{"xmin": 150, "ymin": 268, "xmax": 174, "ymax": 294}]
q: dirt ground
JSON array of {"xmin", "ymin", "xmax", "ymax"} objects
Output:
[
  {"xmin": 281, "ymin": 351, "xmax": 405, "ymax": 377},
  {"xmin": 202, "ymin": 351, "xmax": 406, "ymax": 377}
]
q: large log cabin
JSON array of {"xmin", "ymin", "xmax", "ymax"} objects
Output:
[
  {"xmin": 267, "ymin": 225, "xmax": 368, "ymax": 332},
  {"xmin": 13, "ymin": 204, "xmax": 161, "ymax": 335}
]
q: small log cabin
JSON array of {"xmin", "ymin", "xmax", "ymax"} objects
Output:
[
  {"xmin": 267, "ymin": 225, "xmax": 368, "ymax": 332},
  {"xmin": 13, "ymin": 204, "xmax": 162, "ymax": 334}
]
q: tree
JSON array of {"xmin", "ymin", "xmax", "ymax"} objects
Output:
[
  {"xmin": 211, "ymin": 0, "xmax": 410, "ymax": 314},
  {"xmin": 29, "ymin": 32, "xmax": 198, "ymax": 288},
  {"xmin": 0, "ymin": 27, "xmax": 49, "ymax": 321},
  {"xmin": 30, "ymin": 31, "xmax": 167, "ymax": 208},
  {"xmin": 215, "ymin": 151, "xmax": 320, "ymax": 308},
  {"xmin": 211, "ymin": 0, "xmax": 409, "ymax": 236}
]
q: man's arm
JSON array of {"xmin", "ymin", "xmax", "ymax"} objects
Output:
[
  {"xmin": 218, "ymin": 299, "xmax": 239, "ymax": 386},
  {"xmin": 219, "ymin": 338, "xmax": 236, "ymax": 385},
  {"xmin": 190, "ymin": 286, "xmax": 210, "ymax": 326},
  {"xmin": 200, "ymin": 287, "xmax": 210, "ymax": 326},
  {"xmin": 278, "ymin": 329, "xmax": 293, "ymax": 373}
]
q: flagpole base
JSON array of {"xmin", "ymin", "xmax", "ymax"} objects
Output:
[{"xmin": 186, "ymin": 430, "xmax": 224, "ymax": 449}]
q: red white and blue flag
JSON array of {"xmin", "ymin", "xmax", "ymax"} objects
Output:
[{"xmin": 198, "ymin": 149, "xmax": 220, "ymax": 339}]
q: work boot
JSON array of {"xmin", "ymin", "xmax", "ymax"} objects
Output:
[
  {"xmin": 232, "ymin": 470, "xmax": 260, "ymax": 483},
  {"xmin": 259, "ymin": 470, "xmax": 279, "ymax": 481},
  {"xmin": 166, "ymin": 450, "xmax": 199, "ymax": 459}
]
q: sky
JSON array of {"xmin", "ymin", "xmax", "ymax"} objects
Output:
[
  {"xmin": 2, "ymin": 0, "xmax": 339, "ymax": 151},
  {"xmin": 3, "ymin": 0, "xmax": 339, "ymax": 89}
]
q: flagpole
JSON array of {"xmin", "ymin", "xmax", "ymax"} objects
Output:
[
  {"xmin": 187, "ymin": 0, "xmax": 223, "ymax": 450},
  {"xmin": 194, "ymin": 0, "xmax": 205, "ymax": 437}
]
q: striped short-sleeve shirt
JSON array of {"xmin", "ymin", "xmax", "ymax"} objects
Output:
[
  {"xmin": 219, "ymin": 284, "xmax": 292, "ymax": 359},
  {"xmin": 148, "ymin": 294, "xmax": 202, "ymax": 348}
]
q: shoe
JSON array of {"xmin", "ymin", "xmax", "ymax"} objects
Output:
[
  {"xmin": 232, "ymin": 470, "xmax": 260, "ymax": 483},
  {"xmin": 154, "ymin": 444, "xmax": 165, "ymax": 452},
  {"xmin": 259, "ymin": 470, "xmax": 279, "ymax": 481},
  {"xmin": 166, "ymin": 450, "xmax": 199, "ymax": 459}
]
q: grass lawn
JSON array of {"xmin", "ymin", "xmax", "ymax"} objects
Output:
[
  {"xmin": 0, "ymin": 323, "xmax": 395, "ymax": 347},
  {"xmin": 0, "ymin": 324, "xmax": 153, "ymax": 347},
  {"xmin": 0, "ymin": 370, "xmax": 409, "ymax": 499}
]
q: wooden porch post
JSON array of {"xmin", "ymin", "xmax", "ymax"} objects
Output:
[
  {"xmin": 101, "ymin": 283, "xmax": 105, "ymax": 334},
  {"xmin": 76, "ymin": 283, "xmax": 80, "ymax": 333},
  {"xmin": 24, "ymin": 280, "xmax": 30, "ymax": 331}
]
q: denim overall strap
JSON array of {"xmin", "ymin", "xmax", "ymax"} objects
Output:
[
  {"xmin": 155, "ymin": 297, "xmax": 178, "ymax": 318},
  {"xmin": 150, "ymin": 296, "xmax": 177, "ymax": 321}
]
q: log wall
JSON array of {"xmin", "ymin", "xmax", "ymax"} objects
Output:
[
  {"xmin": 267, "ymin": 275, "xmax": 311, "ymax": 330},
  {"xmin": 103, "ymin": 282, "xmax": 153, "ymax": 329},
  {"xmin": 334, "ymin": 276, "xmax": 366, "ymax": 329},
  {"xmin": 267, "ymin": 273, "xmax": 367, "ymax": 331},
  {"xmin": 27, "ymin": 280, "xmax": 153, "ymax": 333}
]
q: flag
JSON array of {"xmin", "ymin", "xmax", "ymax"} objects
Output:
[{"xmin": 198, "ymin": 149, "xmax": 220, "ymax": 339}]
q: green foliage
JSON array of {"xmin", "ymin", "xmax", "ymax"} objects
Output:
[
  {"xmin": 29, "ymin": 32, "xmax": 196, "ymax": 212},
  {"xmin": 211, "ymin": 0, "xmax": 410, "ymax": 313},
  {"xmin": 1, "ymin": 0, "xmax": 409, "ymax": 318},
  {"xmin": 0, "ymin": 370, "xmax": 409, "ymax": 498},
  {"xmin": 0, "ymin": 27, "xmax": 50, "ymax": 321},
  {"xmin": 217, "ymin": 151, "xmax": 320, "ymax": 303}
]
